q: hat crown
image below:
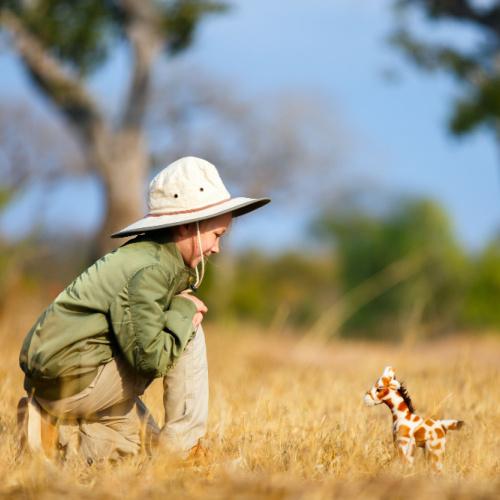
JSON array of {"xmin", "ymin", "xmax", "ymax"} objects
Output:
[{"xmin": 148, "ymin": 157, "xmax": 231, "ymax": 215}]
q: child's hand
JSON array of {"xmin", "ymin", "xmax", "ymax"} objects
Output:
[
  {"xmin": 179, "ymin": 291, "xmax": 208, "ymax": 313},
  {"xmin": 192, "ymin": 312, "xmax": 204, "ymax": 329},
  {"xmin": 178, "ymin": 291, "xmax": 208, "ymax": 329}
]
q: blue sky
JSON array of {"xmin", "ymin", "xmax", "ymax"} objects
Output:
[{"xmin": 0, "ymin": 0, "xmax": 499, "ymax": 253}]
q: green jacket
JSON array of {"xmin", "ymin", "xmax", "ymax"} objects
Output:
[{"xmin": 20, "ymin": 234, "xmax": 198, "ymax": 400}]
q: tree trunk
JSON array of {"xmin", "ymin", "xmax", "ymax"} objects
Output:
[
  {"xmin": 91, "ymin": 129, "xmax": 148, "ymax": 259},
  {"xmin": 1, "ymin": 8, "xmax": 161, "ymax": 262}
]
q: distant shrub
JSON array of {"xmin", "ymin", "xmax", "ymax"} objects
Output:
[
  {"xmin": 462, "ymin": 240, "xmax": 500, "ymax": 329},
  {"xmin": 313, "ymin": 198, "xmax": 468, "ymax": 339},
  {"xmin": 199, "ymin": 250, "xmax": 336, "ymax": 328}
]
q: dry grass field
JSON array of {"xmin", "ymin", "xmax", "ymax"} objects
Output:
[{"xmin": 0, "ymin": 302, "xmax": 499, "ymax": 499}]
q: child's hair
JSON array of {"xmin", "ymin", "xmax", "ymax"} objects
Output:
[
  {"xmin": 137, "ymin": 227, "xmax": 174, "ymax": 243},
  {"xmin": 152, "ymin": 227, "xmax": 174, "ymax": 238}
]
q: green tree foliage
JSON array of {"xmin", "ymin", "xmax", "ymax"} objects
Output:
[
  {"xmin": 391, "ymin": 0, "xmax": 500, "ymax": 138},
  {"xmin": 314, "ymin": 198, "xmax": 468, "ymax": 338},
  {"xmin": 2, "ymin": 0, "xmax": 227, "ymax": 75},
  {"xmin": 462, "ymin": 238, "xmax": 500, "ymax": 329}
]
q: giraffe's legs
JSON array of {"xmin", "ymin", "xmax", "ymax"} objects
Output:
[
  {"xmin": 396, "ymin": 437, "xmax": 416, "ymax": 466},
  {"xmin": 425, "ymin": 439, "xmax": 445, "ymax": 473}
]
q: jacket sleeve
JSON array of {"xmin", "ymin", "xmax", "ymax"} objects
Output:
[{"xmin": 109, "ymin": 264, "xmax": 198, "ymax": 378}]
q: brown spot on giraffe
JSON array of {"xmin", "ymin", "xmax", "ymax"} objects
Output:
[
  {"xmin": 413, "ymin": 426, "xmax": 426, "ymax": 442},
  {"xmin": 398, "ymin": 425, "xmax": 411, "ymax": 438},
  {"xmin": 380, "ymin": 389, "xmax": 391, "ymax": 403},
  {"xmin": 398, "ymin": 401, "xmax": 407, "ymax": 411},
  {"xmin": 435, "ymin": 427, "xmax": 445, "ymax": 439},
  {"xmin": 405, "ymin": 413, "xmax": 412, "ymax": 420},
  {"xmin": 425, "ymin": 419, "xmax": 435, "ymax": 426},
  {"xmin": 381, "ymin": 376, "xmax": 390, "ymax": 386},
  {"xmin": 430, "ymin": 441, "xmax": 442, "ymax": 450}
]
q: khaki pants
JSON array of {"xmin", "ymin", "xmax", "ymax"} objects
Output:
[{"xmin": 36, "ymin": 327, "xmax": 208, "ymax": 463}]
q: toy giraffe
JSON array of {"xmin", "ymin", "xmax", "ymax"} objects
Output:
[{"xmin": 364, "ymin": 366, "xmax": 463, "ymax": 472}]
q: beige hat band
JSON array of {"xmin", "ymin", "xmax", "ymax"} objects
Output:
[{"xmin": 148, "ymin": 197, "xmax": 232, "ymax": 217}]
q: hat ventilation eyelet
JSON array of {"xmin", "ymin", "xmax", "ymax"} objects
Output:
[
  {"xmin": 200, "ymin": 187, "xmax": 204, "ymax": 192},
  {"xmin": 174, "ymin": 194, "xmax": 178, "ymax": 198}
]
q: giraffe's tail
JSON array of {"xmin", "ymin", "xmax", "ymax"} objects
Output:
[{"xmin": 439, "ymin": 419, "xmax": 464, "ymax": 431}]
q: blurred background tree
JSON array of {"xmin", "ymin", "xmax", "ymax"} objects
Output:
[
  {"xmin": 462, "ymin": 237, "xmax": 500, "ymax": 329},
  {"xmin": 0, "ymin": 1, "xmax": 343, "ymax": 258},
  {"xmin": 0, "ymin": 100, "xmax": 87, "ymax": 311},
  {"xmin": 145, "ymin": 68, "xmax": 343, "ymax": 203},
  {"xmin": 312, "ymin": 197, "xmax": 468, "ymax": 339},
  {"xmin": 0, "ymin": 0, "xmax": 228, "ymax": 256},
  {"xmin": 391, "ymin": 1, "xmax": 500, "ymax": 146}
]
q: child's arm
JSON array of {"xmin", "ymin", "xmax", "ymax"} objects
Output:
[{"xmin": 109, "ymin": 264, "xmax": 198, "ymax": 378}]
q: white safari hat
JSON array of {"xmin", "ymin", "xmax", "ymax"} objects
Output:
[{"xmin": 111, "ymin": 156, "xmax": 270, "ymax": 238}]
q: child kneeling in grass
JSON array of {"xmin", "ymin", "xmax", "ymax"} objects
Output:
[{"xmin": 19, "ymin": 156, "xmax": 269, "ymax": 463}]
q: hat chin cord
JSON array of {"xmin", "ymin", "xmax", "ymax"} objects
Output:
[{"xmin": 192, "ymin": 222, "xmax": 205, "ymax": 290}]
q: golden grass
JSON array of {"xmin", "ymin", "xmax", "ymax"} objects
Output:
[{"xmin": 1, "ymin": 308, "xmax": 499, "ymax": 499}]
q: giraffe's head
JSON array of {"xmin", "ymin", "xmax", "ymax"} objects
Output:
[{"xmin": 363, "ymin": 366, "xmax": 401, "ymax": 407}]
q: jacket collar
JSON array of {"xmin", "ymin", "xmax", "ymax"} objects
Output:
[{"xmin": 156, "ymin": 238, "xmax": 198, "ymax": 290}]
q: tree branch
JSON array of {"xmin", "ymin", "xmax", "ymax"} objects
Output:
[
  {"xmin": 120, "ymin": 0, "xmax": 163, "ymax": 130},
  {"xmin": 417, "ymin": 0, "xmax": 500, "ymax": 36},
  {"xmin": 0, "ymin": 10, "xmax": 105, "ymax": 146}
]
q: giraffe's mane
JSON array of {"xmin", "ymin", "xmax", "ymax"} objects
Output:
[{"xmin": 398, "ymin": 382, "xmax": 415, "ymax": 413}]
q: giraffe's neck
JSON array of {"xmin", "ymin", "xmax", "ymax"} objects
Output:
[{"xmin": 384, "ymin": 392, "xmax": 412, "ymax": 423}]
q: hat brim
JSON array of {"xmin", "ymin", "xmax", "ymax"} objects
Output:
[{"xmin": 111, "ymin": 197, "xmax": 271, "ymax": 238}]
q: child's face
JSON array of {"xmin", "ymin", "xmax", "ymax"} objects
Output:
[{"xmin": 175, "ymin": 213, "xmax": 232, "ymax": 268}]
